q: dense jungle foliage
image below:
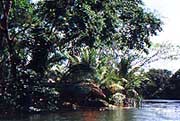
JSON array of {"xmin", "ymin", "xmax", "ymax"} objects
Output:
[{"xmin": 0, "ymin": 0, "xmax": 179, "ymax": 112}]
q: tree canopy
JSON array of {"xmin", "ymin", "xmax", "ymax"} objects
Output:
[{"xmin": 0, "ymin": 0, "xmax": 163, "ymax": 111}]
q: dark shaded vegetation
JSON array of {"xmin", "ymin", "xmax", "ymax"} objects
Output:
[
  {"xmin": 138, "ymin": 69, "xmax": 180, "ymax": 99},
  {"xmin": 1, "ymin": 0, "xmax": 179, "ymax": 113},
  {"xmin": 137, "ymin": 69, "xmax": 172, "ymax": 99},
  {"xmin": 165, "ymin": 69, "xmax": 180, "ymax": 99}
]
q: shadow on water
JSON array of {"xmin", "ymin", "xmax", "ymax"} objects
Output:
[
  {"xmin": 1, "ymin": 100, "xmax": 180, "ymax": 121},
  {"xmin": 0, "ymin": 108, "xmax": 135, "ymax": 121}
]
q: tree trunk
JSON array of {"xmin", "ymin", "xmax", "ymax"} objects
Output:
[{"xmin": 1, "ymin": 0, "xmax": 17, "ymax": 81}]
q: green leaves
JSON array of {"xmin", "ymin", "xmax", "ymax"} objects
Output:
[
  {"xmin": 36, "ymin": 0, "xmax": 162, "ymax": 52},
  {"xmin": 0, "ymin": 0, "xmax": 164, "ymax": 110},
  {"xmin": 139, "ymin": 69, "xmax": 172, "ymax": 98},
  {"xmin": 10, "ymin": 0, "xmax": 33, "ymax": 27}
]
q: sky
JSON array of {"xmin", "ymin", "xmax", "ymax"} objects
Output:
[
  {"xmin": 143, "ymin": 0, "xmax": 180, "ymax": 45},
  {"xmin": 143, "ymin": 0, "xmax": 180, "ymax": 72},
  {"xmin": 31, "ymin": 0, "xmax": 39, "ymax": 3}
]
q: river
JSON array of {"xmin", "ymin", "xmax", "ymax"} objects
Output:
[{"xmin": 0, "ymin": 100, "xmax": 180, "ymax": 121}]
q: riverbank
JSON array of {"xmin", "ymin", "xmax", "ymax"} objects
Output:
[{"xmin": 0, "ymin": 98, "xmax": 139, "ymax": 115}]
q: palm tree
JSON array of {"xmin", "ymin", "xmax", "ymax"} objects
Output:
[{"xmin": 57, "ymin": 48, "xmax": 107, "ymax": 106}]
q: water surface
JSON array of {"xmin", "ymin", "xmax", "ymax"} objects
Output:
[{"xmin": 0, "ymin": 100, "xmax": 180, "ymax": 121}]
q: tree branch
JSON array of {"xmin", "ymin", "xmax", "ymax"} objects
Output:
[{"xmin": 11, "ymin": 24, "xmax": 31, "ymax": 41}]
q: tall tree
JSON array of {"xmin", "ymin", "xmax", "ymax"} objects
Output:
[{"xmin": 0, "ymin": 0, "xmax": 163, "ymax": 110}]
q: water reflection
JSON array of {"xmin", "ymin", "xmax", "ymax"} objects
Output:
[
  {"xmin": 25, "ymin": 109, "xmax": 135, "ymax": 121},
  {"xmin": 82, "ymin": 110, "xmax": 100, "ymax": 121},
  {"xmin": 104, "ymin": 108, "xmax": 135, "ymax": 121},
  {"xmin": 1, "ymin": 100, "xmax": 180, "ymax": 121}
]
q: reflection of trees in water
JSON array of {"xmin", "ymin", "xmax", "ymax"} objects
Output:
[
  {"xmin": 82, "ymin": 109, "xmax": 132, "ymax": 121},
  {"xmin": 0, "ymin": 108, "xmax": 153, "ymax": 121},
  {"xmin": 83, "ymin": 111, "xmax": 99, "ymax": 121},
  {"xmin": 104, "ymin": 109, "xmax": 126, "ymax": 121}
]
